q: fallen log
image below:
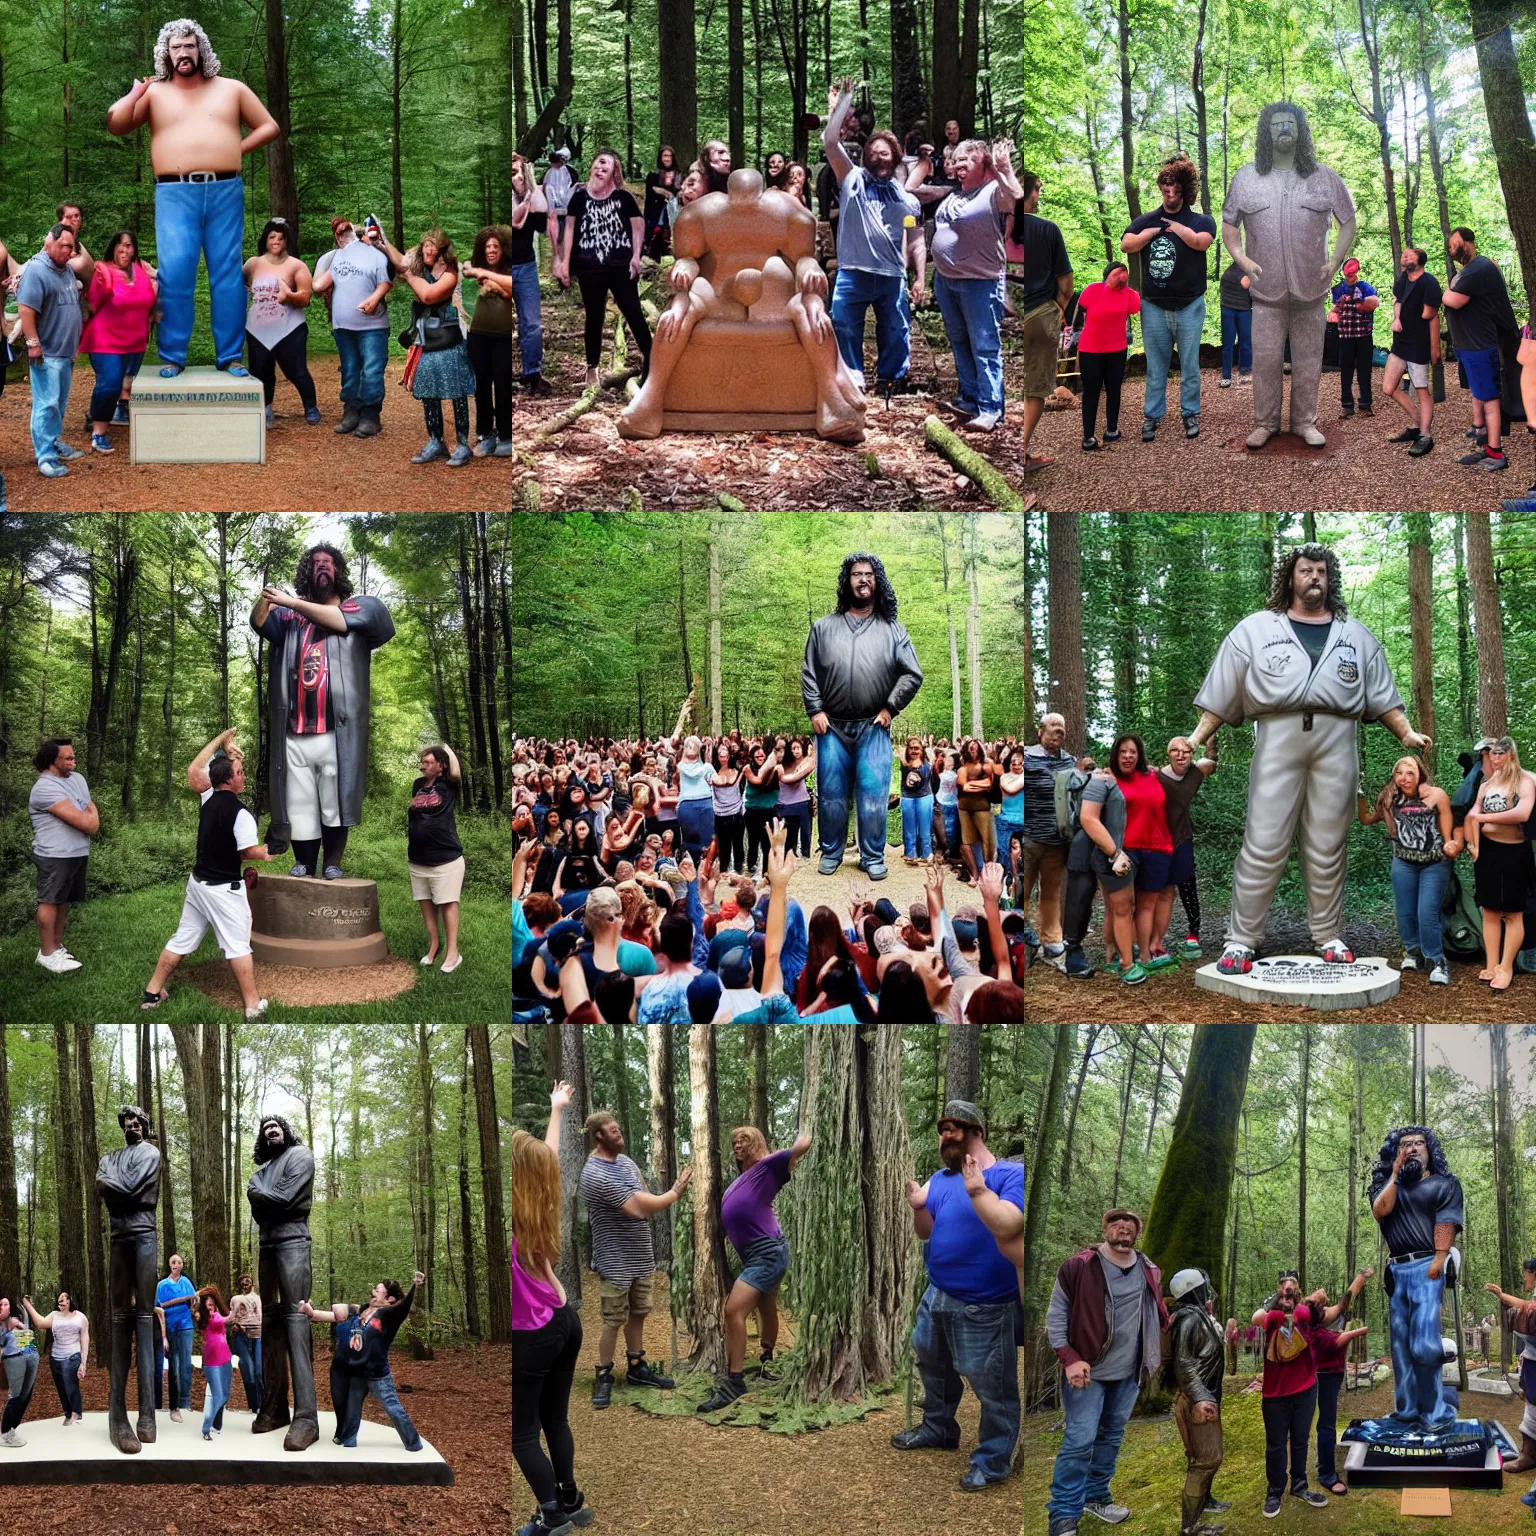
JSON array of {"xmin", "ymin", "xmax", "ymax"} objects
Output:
[{"xmin": 921, "ymin": 414, "xmax": 1035, "ymax": 513}]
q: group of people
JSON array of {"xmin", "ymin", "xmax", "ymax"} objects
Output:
[{"xmin": 513, "ymin": 1082, "xmax": 1026, "ymax": 1536}]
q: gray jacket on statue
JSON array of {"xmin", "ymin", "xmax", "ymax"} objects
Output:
[
  {"xmin": 254, "ymin": 594, "xmax": 396, "ymax": 835},
  {"xmin": 801, "ymin": 612, "xmax": 924, "ymax": 726}
]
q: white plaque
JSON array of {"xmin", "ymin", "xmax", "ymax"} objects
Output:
[
  {"xmin": 1193, "ymin": 954, "xmax": 1401, "ymax": 1011},
  {"xmin": 130, "ymin": 366, "xmax": 266, "ymax": 464}
]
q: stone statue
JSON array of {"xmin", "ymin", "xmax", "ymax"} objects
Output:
[
  {"xmin": 1187, "ymin": 542, "xmax": 1431, "ymax": 975},
  {"xmin": 618, "ymin": 168, "xmax": 867, "ymax": 443},
  {"xmin": 95, "ymin": 1105, "xmax": 161, "ymax": 1453},
  {"xmin": 250, "ymin": 542, "xmax": 395, "ymax": 880},
  {"xmin": 248, "ymin": 1114, "xmax": 318, "ymax": 1450},
  {"xmin": 1221, "ymin": 102, "xmax": 1357, "ymax": 448}
]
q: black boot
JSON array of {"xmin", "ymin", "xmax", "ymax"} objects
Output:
[
  {"xmin": 320, "ymin": 824, "xmax": 349, "ymax": 880},
  {"xmin": 523, "ymin": 373, "xmax": 552, "ymax": 398},
  {"xmin": 334, "ymin": 403, "xmax": 361, "ymax": 435},
  {"xmin": 697, "ymin": 1372, "xmax": 747, "ymax": 1413},
  {"xmin": 353, "ymin": 402, "xmax": 383, "ymax": 438},
  {"xmin": 515, "ymin": 1504, "xmax": 574, "ymax": 1536},
  {"xmin": 591, "ymin": 1363, "xmax": 613, "ymax": 1409},
  {"xmin": 108, "ymin": 1319, "xmax": 142, "ymax": 1453},
  {"xmin": 134, "ymin": 1308, "xmax": 156, "ymax": 1443},
  {"xmin": 624, "ymin": 1350, "xmax": 676, "ymax": 1389},
  {"xmin": 557, "ymin": 1485, "xmax": 595, "ymax": 1528},
  {"xmin": 755, "ymin": 1347, "xmax": 782, "ymax": 1382}
]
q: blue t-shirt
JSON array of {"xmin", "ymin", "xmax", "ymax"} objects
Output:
[
  {"xmin": 925, "ymin": 1161, "xmax": 1025, "ymax": 1303},
  {"xmin": 157, "ymin": 1274, "xmax": 197, "ymax": 1332},
  {"xmin": 836, "ymin": 167, "xmax": 919, "ymax": 278}
]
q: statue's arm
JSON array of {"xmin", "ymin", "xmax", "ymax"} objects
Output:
[
  {"xmin": 237, "ymin": 81, "xmax": 282, "ymax": 154},
  {"xmin": 1187, "ymin": 709, "xmax": 1225, "ymax": 748},
  {"xmin": 107, "ymin": 78, "xmax": 152, "ymax": 137},
  {"xmin": 343, "ymin": 593, "xmax": 397, "ymax": 647},
  {"xmin": 1326, "ymin": 210, "xmax": 1358, "ymax": 286},
  {"xmin": 1221, "ymin": 218, "xmax": 1258, "ymax": 277}
]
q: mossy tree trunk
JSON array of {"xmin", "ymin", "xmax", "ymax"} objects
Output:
[
  {"xmin": 686, "ymin": 1024, "xmax": 730, "ymax": 1376},
  {"xmin": 1021, "ymin": 1024, "xmax": 1071, "ymax": 1380}
]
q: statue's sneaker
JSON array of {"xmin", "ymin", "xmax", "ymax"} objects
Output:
[
  {"xmin": 1216, "ymin": 945, "xmax": 1254, "ymax": 975},
  {"xmin": 1317, "ymin": 938, "xmax": 1355, "ymax": 963}
]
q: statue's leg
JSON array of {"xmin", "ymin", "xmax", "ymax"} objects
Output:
[
  {"xmin": 152, "ymin": 183, "xmax": 197, "ymax": 371},
  {"xmin": 132, "ymin": 1231, "xmax": 158, "ymax": 1443},
  {"xmin": 1226, "ymin": 714, "xmax": 1310, "ymax": 950},
  {"xmin": 1294, "ymin": 714, "xmax": 1357, "ymax": 946},
  {"xmin": 280, "ymin": 1238, "xmax": 319, "ymax": 1450},
  {"xmin": 251, "ymin": 1244, "xmax": 290, "ymax": 1432},
  {"xmin": 618, "ymin": 284, "xmax": 712, "ymax": 439},
  {"xmin": 1287, "ymin": 298, "xmax": 1327, "ymax": 444},
  {"xmin": 788, "ymin": 296, "xmax": 867, "ymax": 443},
  {"xmin": 1246, "ymin": 301, "xmax": 1285, "ymax": 446},
  {"xmin": 206, "ymin": 177, "xmax": 249, "ymax": 370},
  {"xmin": 106, "ymin": 1237, "xmax": 141, "ymax": 1453}
]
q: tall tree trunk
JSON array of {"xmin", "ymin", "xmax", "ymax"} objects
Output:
[
  {"xmin": 414, "ymin": 1024, "xmax": 438, "ymax": 1355},
  {"xmin": 474, "ymin": 515, "xmax": 506, "ymax": 809},
  {"xmin": 155, "ymin": 1025, "xmax": 176, "ymax": 1263},
  {"xmin": 727, "ymin": 0, "xmax": 745, "ymax": 165},
  {"xmin": 1020, "ymin": 513, "xmax": 1036, "ymax": 735},
  {"xmin": 1047, "ymin": 513, "xmax": 1087, "ymax": 749},
  {"xmin": 1415, "ymin": 2, "xmax": 1455, "ymax": 282},
  {"xmin": 1109, "ymin": 1027, "xmax": 1141, "ymax": 1206},
  {"xmin": 657, "ymin": 0, "xmax": 698, "ymax": 167},
  {"xmin": 457, "ymin": 1036, "xmax": 482, "ymax": 1338},
  {"xmin": 686, "ymin": 1024, "xmax": 729, "ymax": 1375},
  {"xmin": 1406, "ymin": 512, "xmax": 1436, "ymax": 771},
  {"xmin": 264, "ymin": 0, "xmax": 300, "ymax": 241},
  {"xmin": 458, "ymin": 519, "xmax": 493, "ymax": 812},
  {"xmin": 945, "ymin": 1023, "xmax": 980, "ymax": 1102},
  {"xmin": 53, "ymin": 1025, "xmax": 87, "ymax": 1307},
  {"xmin": 121, "ymin": 586, "xmax": 144, "ymax": 815},
  {"xmin": 1083, "ymin": 95, "xmax": 1116, "ymax": 265},
  {"xmin": 470, "ymin": 1025, "xmax": 512, "ymax": 1343},
  {"xmin": 166, "ymin": 1026, "xmax": 230, "ymax": 1298},
  {"xmin": 511, "ymin": 0, "xmax": 529, "ymax": 139},
  {"xmin": 1297, "ymin": 1024, "xmax": 1311, "ymax": 1291},
  {"xmin": 1454, "ymin": 511, "xmax": 1472, "ymax": 739},
  {"xmin": 1020, "ymin": 1024, "xmax": 1072, "ymax": 1380},
  {"xmin": 554, "ymin": 1023, "xmax": 588, "ymax": 1305},
  {"xmin": 0, "ymin": 1027, "xmax": 19, "ymax": 1309},
  {"xmin": 746, "ymin": 1024, "xmax": 770, "ymax": 1134},
  {"xmin": 390, "ymin": 0, "xmax": 407, "ymax": 247},
  {"xmin": 1060, "ymin": 1023, "xmax": 1102, "ymax": 1194},
  {"xmin": 937, "ymin": 510, "xmax": 963, "ymax": 739},
  {"xmin": 1355, "ymin": 0, "xmax": 1403, "ymax": 262},
  {"xmin": 1116, "ymin": 0, "xmax": 1140, "ymax": 219},
  {"xmin": 964, "ymin": 514, "xmax": 982, "ymax": 736},
  {"xmin": 931, "ymin": 0, "xmax": 959, "ymax": 131},
  {"xmin": 1112, "ymin": 514, "xmax": 1136, "ymax": 724},
  {"xmin": 889, "ymin": 0, "xmax": 927, "ymax": 134},
  {"xmin": 646, "ymin": 1024, "xmax": 676, "ymax": 1270},
  {"xmin": 609, "ymin": 1024, "xmax": 633, "ymax": 1145},
  {"xmin": 521, "ymin": 0, "xmax": 573, "ymax": 159},
  {"xmin": 76, "ymin": 1027, "xmax": 107, "ymax": 1365},
  {"xmin": 1143, "ymin": 1027, "xmax": 1166, "ymax": 1156},
  {"xmin": 1345, "ymin": 1028, "xmax": 1363, "ymax": 1285},
  {"xmin": 1191, "ymin": 0, "xmax": 1211, "ymax": 219},
  {"xmin": 708, "ymin": 517, "xmax": 722, "ymax": 736},
  {"xmin": 1465, "ymin": 511, "xmax": 1509, "ymax": 736},
  {"xmin": 1465, "ymin": 0, "xmax": 1536, "ymax": 298}
]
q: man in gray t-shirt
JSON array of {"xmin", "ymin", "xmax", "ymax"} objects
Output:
[
  {"xmin": 312, "ymin": 223, "xmax": 395, "ymax": 433},
  {"xmin": 16, "ymin": 224, "xmax": 86, "ymax": 474},
  {"xmin": 28, "ymin": 737, "xmax": 97, "ymax": 974},
  {"xmin": 1057, "ymin": 772, "xmax": 1130, "ymax": 979}
]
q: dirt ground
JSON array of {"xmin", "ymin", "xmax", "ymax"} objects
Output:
[
  {"xmin": 549, "ymin": 1270, "xmax": 1025, "ymax": 1536},
  {"xmin": 185, "ymin": 955, "xmax": 421, "ymax": 1008},
  {"xmin": 2, "ymin": 1342, "xmax": 511, "ymax": 1535},
  {"xmin": 0, "ymin": 356, "xmax": 509, "ymax": 512},
  {"xmin": 1024, "ymin": 904, "xmax": 1536, "ymax": 1023},
  {"xmin": 512, "ymin": 296, "xmax": 1535, "ymax": 512}
]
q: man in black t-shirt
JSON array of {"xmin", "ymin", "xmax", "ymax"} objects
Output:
[
  {"xmin": 1121, "ymin": 155, "xmax": 1216, "ymax": 441},
  {"xmin": 1443, "ymin": 226, "xmax": 1520, "ymax": 473},
  {"xmin": 509, "ymin": 154, "xmax": 551, "ymax": 396},
  {"xmin": 1008, "ymin": 173, "xmax": 1072, "ymax": 469},
  {"xmin": 1383, "ymin": 246, "xmax": 1442, "ymax": 456}
]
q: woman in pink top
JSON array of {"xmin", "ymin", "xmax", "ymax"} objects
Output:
[
  {"xmin": 79, "ymin": 229, "xmax": 159, "ymax": 454},
  {"xmin": 192, "ymin": 1284, "xmax": 234, "ymax": 1440},
  {"xmin": 1076, "ymin": 260, "xmax": 1141, "ymax": 450}
]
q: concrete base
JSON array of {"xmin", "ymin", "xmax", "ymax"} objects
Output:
[
  {"xmin": 249, "ymin": 873, "xmax": 389, "ymax": 969},
  {"xmin": 1342, "ymin": 1418, "xmax": 1515, "ymax": 1490},
  {"xmin": 1193, "ymin": 954, "xmax": 1400, "ymax": 1011},
  {"xmin": 130, "ymin": 367, "xmax": 266, "ymax": 464},
  {"xmin": 0, "ymin": 1408, "xmax": 452, "ymax": 1485}
]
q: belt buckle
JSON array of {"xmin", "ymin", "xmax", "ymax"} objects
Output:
[
  {"xmin": 188, "ymin": 170, "xmax": 215, "ymax": 184},
  {"xmin": 1303, "ymin": 711, "xmax": 1314, "ymax": 732}
]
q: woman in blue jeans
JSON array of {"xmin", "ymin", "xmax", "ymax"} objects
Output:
[
  {"xmin": 507, "ymin": 156, "xmax": 550, "ymax": 395},
  {"xmin": 775, "ymin": 737, "xmax": 816, "ymax": 858},
  {"xmin": 303, "ymin": 1272, "xmax": 425, "ymax": 1450},
  {"xmin": 997, "ymin": 747, "xmax": 1026, "ymax": 878},
  {"xmin": 79, "ymin": 230, "xmax": 158, "ymax": 452},
  {"xmin": 673, "ymin": 734, "xmax": 717, "ymax": 865},
  {"xmin": 20, "ymin": 1292, "xmax": 88, "ymax": 1425},
  {"xmin": 1357, "ymin": 757, "xmax": 1459, "ymax": 983},
  {"xmin": 899, "ymin": 737, "xmax": 935, "ymax": 862}
]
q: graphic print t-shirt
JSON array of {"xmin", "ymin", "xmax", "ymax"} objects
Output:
[
  {"xmin": 294, "ymin": 622, "xmax": 330, "ymax": 734},
  {"xmin": 568, "ymin": 188, "xmax": 642, "ymax": 274}
]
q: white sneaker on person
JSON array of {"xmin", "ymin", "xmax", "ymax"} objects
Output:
[
  {"xmin": 1083, "ymin": 1501, "xmax": 1131, "ymax": 1525},
  {"xmin": 1, "ymin": 1429, "xmax": 25, "ymax": 1446},
  {"xmin": 1429, "ymin": 963, "xmax": 1449, "ymax": 985},
  {"xmin": 37, "ymin": 948, "xmax": 82, "ymax": 972},
  {"xmin": 965, "ymin": 410, "xmax": 1001, "ymax": 432},
  {"xmin": 245, "ymin": 999, "xmax": 269, "ymax": 1020}
]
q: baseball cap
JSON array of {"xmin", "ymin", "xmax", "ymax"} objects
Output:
[
  {"xmin": 1342, "ymin": 257, "xmax": 1360, "ymax": 275},
  {"xmin": 719, "ymin": 947, "xmax": 754, "ymax": 989},
  {"xmin": 686, "ymin": 970, "xmax": 723, "ymax": 1022}
]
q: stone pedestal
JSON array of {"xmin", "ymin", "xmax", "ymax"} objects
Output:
[
  {"xmin": 249, "ymin": 874, "xmax": 388, "ymax": 968},
  {"xmin": 1192, "ymin": 954, "xmax": 1400, "ymax": 1011},
  {"xmin": 1340, "ymin": 1416, "xmax": 1515, "ymax": 1489},
  {"xmin": 130, "ymin": 367, "xmax": 266, "ymax": 464}
]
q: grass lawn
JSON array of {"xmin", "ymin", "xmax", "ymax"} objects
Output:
[{"xmin": 1024, "ymin": 1376, "xmax": 1533, "ymax": 1534}]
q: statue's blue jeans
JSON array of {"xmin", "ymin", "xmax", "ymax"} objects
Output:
[
  {"xmin": 816, "ymin": 719, "xmax": 892, "ymax": 870},
  {"xmin": 1385, "ymin": 1252, "xmax": 1459, "ymax": 1430}
]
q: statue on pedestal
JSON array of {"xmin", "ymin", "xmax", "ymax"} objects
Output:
[
  {"xmin": 95, "ymin": 1105, "xmax": 161, "ymax": 1453},
  {"xmin": 1221, "ymin": 103, "xmax": 1357, "ymax": 448}
]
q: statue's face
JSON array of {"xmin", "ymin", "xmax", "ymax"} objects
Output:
[
  {"xmin": 1399, "ymin": 1132, "xmax": 1429, "ymax": 1178},
  {"xmin": 168, "ymin": 33, "xmax": 201, "ymax": 75},
  {"xmin": 847, "ymin": 561, "xmax": 877, "ymax": 604},
  {"xmin": 263, "ymin": 1120, "xmax": 286, "ymax": 1150},
  {"xmin": 309, "ymin": 549, "xmax": 336, "ymax": 593},
  {"xmin": 123, "ymin": 1113, "xmax": 146, "ymax": 1143},
  {"xmin": 1270, "ymin": 110, "xmax": 1298, "ymax": 150},
  {"xmin": 1291, "ymin": 556, "xmax": 1329, "ymax": 606}
]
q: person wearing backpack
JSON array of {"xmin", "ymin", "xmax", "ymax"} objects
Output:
[
  {"xmin": 1021, "ymin": 714, "xmax": 1088, "ymax": 964},
  {"xmin": 1057, "ymin": 752, "xmax": 1140, "ymax": 982}
]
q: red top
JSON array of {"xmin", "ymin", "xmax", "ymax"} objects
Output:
[
  {"xmin": 1118, "ymin": 769, "xmax": 1173, "ymax": 853},
  {"xmin": 201, "ymin": 1309, "xmax": 232, "ymax": 1369},
  {"xmin": 1077, "ymin": 281, "xmax": 1141, "ymax": 354},
  {"xmin": 295, "ymin": 622, "xmax": 331, "ymax": 734},
  {"xmin": 1261, "ymin": 1304, "xmax": 1317, "ymax": 1397},
  {"xmin": 1310, "ymin": 1322, "xmax": 1349, "ymax": 1374}
]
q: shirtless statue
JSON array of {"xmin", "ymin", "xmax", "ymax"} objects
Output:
[
  {"xmin": 106, "ymin": 19, "xmax": 281, "ymax": 378},
  {"xmin": 618, "ymin": 167, "xmax": 867, "ymax": 443}
]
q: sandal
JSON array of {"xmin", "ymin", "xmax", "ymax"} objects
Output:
[
  {"xmin": 1022, "ymin": 453, "xmax": 1056, "ymax": 471},
  {"xmin": 140, "ymin": 988, "xmax": 168, "ymax": 1011},
  {"xmin": 1325, "ymin": 1480, "xmax": 1347, "ymax": 1496}
]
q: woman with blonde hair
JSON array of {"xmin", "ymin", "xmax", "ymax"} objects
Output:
[
  {"xmin": 1357, "ymin": 755, "xmax": 1459, "ymax": 983},
  {"xmin": 697, "ymin": 1124, "xmax": 812, "ymax": 1414},
  {"xmin": 407, "ymin": 744, "xmax": 466, "ymax": 972},
  {"xmin": 514, "ymin": 1081, "xmax": 594, "ymax": 1536},
  {"xmin": 1464, "ymin": 737, "xmax": 1535, "ymax": 990}
]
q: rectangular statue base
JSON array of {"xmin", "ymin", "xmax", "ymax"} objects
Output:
[
  {"xmin": 130, "ymin": 367, "xmax": 266, "ymax": 464},
  {"xmin": 0, "ymin": 1408, "xmax": 452, "ymax": 1485},
  {"xmin": 1342, "ymin": 1418, "xmax": 1512, "ymax": 1489},
  {"xmin": 661, "ymin": 411, "xmax": 820, "ymax": 433}
]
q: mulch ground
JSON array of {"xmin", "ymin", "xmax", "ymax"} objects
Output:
[
  {"xmin": 1, "ymin": 356, "xmax": 508, "ymax": 512},
  {"xmin": 183, "ymin": 955, "xmax": 422, "ymax": 1008},
  {"xmin": 557, "ymin": 1270, "xmax": 1024, "ymax": 1536},
  {"xmin": 510, "ymin": 296, "xmax": 1536, "ymax": 512},
  {"xmin": 1025, "ymin": 904, "xmax": 1536, "ymax": 1023},
  {"xmin": 3, "ymin": 1342, "xmax": 510, "ymax": 1535}
]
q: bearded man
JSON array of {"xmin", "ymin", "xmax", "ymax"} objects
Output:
[
  {"xmin": 1188, "ymin": 542, "xmax": 1431, "ymax": 973},
  {"xmin": 248, "ymin": 1114, "xmax": 318, "ymax": 1450},
  {"xmin": 106, "ymin": 19, "xmax": 281, "ymax": 377},
  {"xmin": 250, "ymin": 543, "xmax": 396, "ymax": 878}
]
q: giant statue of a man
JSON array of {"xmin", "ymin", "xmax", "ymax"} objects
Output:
[
  {"xmin": 248, "ymin": 1114, "xmax": 318, "ymax": 1451},
  {"xmin": 1188, "ymin": 542, "xmax": 1431, "ymax": 975},
  {"xmin": 251, "ymin": 542, "xmax": 395, "ymax": 879},
  {"xmin": 801, "ymin": 553, "xmax": 923, "ymax": 881},
  {"xmin": 96, "ymin": 1105, "xmax": 161, "ymax": 1454},
  {"xmin": 1221, "ymin": 102, "xmax": 1357, "ymax": 448}
]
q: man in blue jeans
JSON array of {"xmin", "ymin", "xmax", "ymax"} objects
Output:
[
  {"xmin": 155, "ymin": 1252, "xmax": 197, "ymax": 1422},
  {"xmin": 892, "ymin": 1100, "xmax": 1025, "ymax": 1491},
  {"xmin": 1046, "ymin": 1209, "xmax": 1170, "ymax": 1536},
  {"xmin": 313, "ymin": 219, "xmax": 394, "ymax": 438},
  {"xmin": 105, "ymin": 19, "xmax": 280, "ymax": 378},
  {"xmin": 802, "ymin": 552, "xmax": 924, "ymax": 882},
  {"xmin": 15, "ymin": 224, "xmax": 85, "ymax": 478}
]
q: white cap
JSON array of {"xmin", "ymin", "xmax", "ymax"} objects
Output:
[{"xmin": 1170, "ymin": 1268, "xmax": 1208, "ymax": 1300}]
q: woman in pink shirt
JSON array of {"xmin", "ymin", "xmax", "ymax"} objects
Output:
[
  {"xmin": 1076, "ymin": 260, "xmax": 1141, "ymax": 451},
  {"xmin": 79, "ymin": 229, "xmax": 158, "ymax": 454},
  {"xmin": 192, "ymin": 1284, "xmax": 234, "ymax": 1440}
]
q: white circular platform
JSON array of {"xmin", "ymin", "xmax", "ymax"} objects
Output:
[{"xmin": 1193, "ymin": 954, "xmax": 1401, "ymax": 1011}]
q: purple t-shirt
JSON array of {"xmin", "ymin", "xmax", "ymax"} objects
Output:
[{"xmin": 721, "ymin": 1149, "xmax": 793, "ymax": 1250}]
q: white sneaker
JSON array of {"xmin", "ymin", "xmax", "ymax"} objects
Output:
[
  {"xmin": 1429, "ymin": 963, "xmax": 1450, "ymax": 985},
  {"xmin": 1, "ymin": 1429, "xmax": 25, "ymax": 1446},
  {"xmin": 245, "ymin": 999, "xmax": 270, "ymax": 1020},
  {"xmin": 1400, "ymin": 950, "xmax": 1419, "ymax": 971},
  {"xmin": 36, "ymin": 948, "xmax": 82, "ymax": 973},
  {"xmin": 965, "ymin": 410, "xmax": 1001, "ymax": 432}
]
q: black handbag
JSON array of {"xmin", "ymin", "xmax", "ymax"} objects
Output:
[{"xmin": 400, "ymin": 301, "xmax": 462, "ymax": 353}]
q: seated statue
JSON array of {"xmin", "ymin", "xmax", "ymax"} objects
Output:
[{"xmin": 619, "ymin": 168, "xmax": 867, "ymax": 443}]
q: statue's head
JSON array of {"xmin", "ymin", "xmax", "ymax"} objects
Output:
[
  {"xmin": 726, "ymin": 167, "xmax": 765, "ymax": 204},
  {"xmin": 1169, "ymin": 1267, "xmax": 1213, "ymax": 1313},
  {"xmin": 1368, "ymin": 1125, "xmax": 1451, "ymax": 1198},
  {"xmin": 1266, "ymin": 541, "xmax": 1347, "ymax": 620},
  {"xmin": 294, "ymin": 542, "xmax": 354, "ymax": 602},
  {"xmin": 253, "ymin": 1115, "xmax": 302, "ymax": 1165},
  {"xmin": 1255, "ymin": 101, "xmax": 1316, "ymax": 177},
  {"xmin": 153, "ymin": 19, "xmax": 220, "ymax": 81},
  {"xmin": 118, "ymin": 1104, "xmax": 150, "ymax": 1144},
  {"xmin": 835, "ymin": 552, "xmax": 898, "ymax": 621}
]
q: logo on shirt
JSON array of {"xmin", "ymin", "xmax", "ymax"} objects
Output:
[
  {"xmin": 1147, "ymin": 234, "xmax": 1177, "ymax": 282},
  {"xmin": 1337, "ymin": 660, "xmax": 1358, "ymax": 683},
  {"xmin": 1262, "ymin": 647, "xmax": 1295, "ymax": 675}
]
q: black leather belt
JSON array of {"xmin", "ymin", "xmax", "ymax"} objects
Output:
[
  {"xmin": 156, "ymin": 170, "xmax": 240, "ymax": 183},
  {"xmin": 1388, "ymin": 1249, "xmax": 1437, "ymax": 1264},
  {"xmin": 196, "ymin": 877, "xmax": 243, "ymax": 890}
]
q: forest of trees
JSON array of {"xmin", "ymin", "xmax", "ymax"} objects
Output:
[
  {"xmin": 0, "ymin": 0, "xmax": 511, "ymax": 259},
  {"xmin": 0, "ymin": 1025, "xmax": 513, "ymax": 1363},
  {"xmin": 529, "ymin": 0, "xmax": 1531, "ymax": 318}
]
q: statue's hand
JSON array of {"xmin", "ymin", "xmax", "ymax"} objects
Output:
[
  {"xmin": 1320, "ymin": 261, "xmax": 1337, "ymax": 288},
  {"xmin": 1401, "ymin": 729, "xmax": 1433, "ymax": 751},
  {"xmin": 810, "ymin": 711, "xmax": 830, "ymax": 736},
  {"xmin": 1428, "ymin": 1254, "xmax": 1445, "ymax": 1281},
  {"xmin": 1236, "ymin": 255, "xmax": 1263, "ymax": 279}
]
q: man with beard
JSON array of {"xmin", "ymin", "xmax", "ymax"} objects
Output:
[
  {"xmin": 1046, "ymin": 1210, "xmax": 1169, "ymax": 1535},
  {"xmin": 697, "ymin": 1125, "xmax": 813, "ymax": 1413},
  {"xmin": 1251, "ymin": 1274, "xmax": 1329, "ymax": 1515},
  {"xmin": 106, "ymin": 20, "xmax": 280, "ymax": 378},
  {"xmin": 1188, "ymin": 543, "xmax": 1431, "ymax": 974},
  {"xmin": 822, "ymin": 77, "xmax": 923, "ymax": 396},
  {"xmin": 1366, "ymin": 1126, "xmax": 1464, "ymax": 1434},
  {"xmin": 1164, "ymin": 1269, "xmax": 1233, "ymax": 1536},
  {"xmin": 251, "ymin": 543, "xmax": 396, "ymax": 879},
  {"xmin": 248, "ymin": 1114, "xmax": 319, "ymax": 1451},
  {"xmin": 95, "ymin": 1105, "xmax": 162, "ymax": 1453},
  {"xmin": 801, "ymin": 553, "xmax": 924, "ymax": 882},
  {"xmin": 895, "ymin": 1101, "xmax": 1025, "ymax": 1492}
]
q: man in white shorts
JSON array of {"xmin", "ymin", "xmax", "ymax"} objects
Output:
[
  {"xmin": 1381, "ymin": 245, "xmax": 1443, "ymax": 457},
  {"xmin": 140, "ymin": 732, "xmax": 275, "ymax": 1018}
]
